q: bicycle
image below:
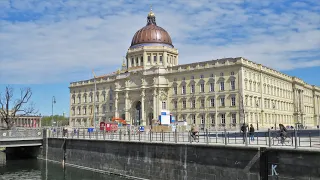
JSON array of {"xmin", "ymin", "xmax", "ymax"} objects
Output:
[
  {"xmin": 272, "ymin": 132, "xmax": 292, "ymax": 146},
  {"xmin": 190, "ymin": 131, "xmax": 199, "ymax": 142}
]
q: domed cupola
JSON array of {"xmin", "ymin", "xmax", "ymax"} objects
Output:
[
  {"xmin": 130, "ymin": 7, "xmax": 173, "ymax": 49},
  {"xmin": 126, "ymin": 7, "xmax": 179, "ymax": 70}
]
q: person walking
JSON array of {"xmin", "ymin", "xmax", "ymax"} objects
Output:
[
  {"xmin": 240, "ymin": 123, "xmax": 248, "ymax": 144},
  {"xmin": 249, "ymin": 124, "xmax": 255, "ymax": 141}
]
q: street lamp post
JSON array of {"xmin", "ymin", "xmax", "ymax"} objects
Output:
[
  {"xmin": 51, "ymin": 96, "xmax": 56, "ymax": 126},
  {"xmin": 273, "ymin": 102, "xmax": 276, "ymax": 130},
  {"xmin": 256, "ymin": 100, "xmax": 259, "ymax": 130}
]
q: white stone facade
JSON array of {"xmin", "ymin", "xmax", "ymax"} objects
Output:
[
  {"xmin": 69, "ymin": 56, "xmax": 320, "ymax": 129},
  {"xmin": 69, "ymin": 11, "xmax": 320, "ymax": 130}
]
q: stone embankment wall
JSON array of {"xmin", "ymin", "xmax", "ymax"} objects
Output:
[{"xmin": 44, "ymin": 138, "xmax": 320, "ymax": 180}]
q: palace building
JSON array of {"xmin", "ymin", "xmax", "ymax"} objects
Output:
[{"xmin": 69, "ymin": 9, "xmax": 320, "ymax": 130}]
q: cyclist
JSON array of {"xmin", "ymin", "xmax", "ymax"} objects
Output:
[
  {"xmin": 191, "ymin": 124, "xmax": 199, "ymax": 141},
  {"xmin": 279, "ymin": 124, "xmax": 287, "ymax": 143}
]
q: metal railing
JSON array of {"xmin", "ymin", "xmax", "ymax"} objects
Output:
[{"xmin": 48, "ymin": 128, "xmax": 320, "ymax": 149}]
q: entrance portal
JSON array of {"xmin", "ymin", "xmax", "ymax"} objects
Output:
[{"xmin": 133, "ymin": 101, "xmax": 141, "ymax": 126}]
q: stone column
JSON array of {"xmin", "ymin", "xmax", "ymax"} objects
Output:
[
  {"xmin": 128, "ymin": 57, "xmax": 131, "ymax": 69},
  {"xmin": 115, "ymin": 92, "xmax": 119, "ymax": 118},
  {"xmin": 143, "ymin": 51, "xmax": 147, "ymax": 67},
  {"xmin": 157, "ymin": 53, "xmax": 160, "ymax": 65},
  {"xmin": 141, "ymin": 89, "xmax": 145, "ymax": 126},
  {"xmin": 163, "ymin": 51, "xmax": 168, "ymax": 67}
]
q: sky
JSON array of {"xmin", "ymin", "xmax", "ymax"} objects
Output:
[{"xmin": 0, "ymin": 0, "xmax": 319, "ymax": 116}]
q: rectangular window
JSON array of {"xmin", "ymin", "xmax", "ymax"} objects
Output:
[
  {"xmin": 210, "ymin": 98, "xmax": 215, "ymax": 107},
  {"xmin": 210, "ymin": 83, "xmax": 214, "ymax": 92},
  {"xmin": 77, "ymin": 108, "xmax": 80, "ymax": 115},
  {"xmin": 231, "ymin": 113, "xmax": 236, "ymax": 124},
  {"xmin": 200, "ymin": 83, "xmax": 204, "ymax": 92},
  {"xmin": 109, "ymin": 104, "xmax": 113, "ymax": 111},
  {"xmin": 89, "ymin": 95, "xmax": 92, "ymax": 102},
  {"xmin": 200, "ymin": 115, "xmax": 205, "ymax": 124},
  {"xmin": 191, "ymin": 84, "xmax": 195, "ymax": 93},
  {"xmin": 231, "ymin": 97, "xmax": 236, "ymax": 106},
  {"xmin": 200, "ymin": 99, "xmax": 205, "ymax": 108},
  {"xmin": 96, "ymin": 106, "xmax": 99, "ymax": 114},
  {"xmin": 72, "ymin": 97, "xmax": 75, "ymax": 104},
  {"xmin": 182, "ymin": 115, "xmax": 186, "ymax": 122},
  {"xmin": 174, "ymin": 86, "xmax": 177, "ymax": 95},
  {"xmin": 220, "ymin": 97, "xmax": 225, "ymax": 106},
  {"xmin": 162, "ymin": 102, "xmax": 166, "ymax": 109},
  {"xmin": 78, "ymin": 96, "xmax": 81, "ymax": 103},
  {"xmin": 191, "ymin": 99, "xmax": 196, "ymax": 108},
  {"xmin": 160, "ymin": 56, "xmax": 163, "ymax": 62},
  {"xmin": 182, "ymin": 85, "xmax": 186, "ymax": 94},
  {"xmin": 174, "ymin": 101, "xmax": 177, "ymax": 109},
  {"xmin": 83, "ymin": 108, "xmax": 86, "ymax": 115},
  {"xmin": 210, "ymin": 114, "xmax": 215, "ymax": 125},
  {"xmin": 103, "ymin": 105, "xmax": 106, "ymax": 113},
  {"xmin": 84, "ymin": 96, "xmax": 87, "ymax": 103},
  {"xmin": 154, "ymin": 55, "xmax": 157, "ymax": 62},
  {"xmin": 136, "ymin": 58, "xmax": 139, "ymax": 65},
  {"xmin": 140, "ymin": 57, "xmax": 143, "ymax": 64},
  {"xmin": 221, "ymin": 114, "xmax": 226, "ymax": 124},
  {"xmin": 148, "ymin": 56, "xmax": 151, "ymax": 62},
  {"xmin": 192, "ymin": 115, "xmax": 196, "ymax": 124},
  {"xmin": 131, "ymin": 58, "xmax": 134, "ymax": 65},
  {"xmin": 103, "ymin": 94, "xmax": 106, "ymax": 101},
  {"xmin": 182, "ymin": 100, "xmax": 186, "ymax": 109},
  {"xmin": 231, "ymin": 80, "xmax": 235, "ymax": 90},
  {"xmin": 220, "ymin": 82, "xmax": 225, "ymax": 91},
  {"xmin": 96, "ymin": 95, "xmax": 99, "ymax": 102}
]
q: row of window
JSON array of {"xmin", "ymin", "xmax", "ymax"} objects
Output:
[
  {"xmin": 173, "ymin": 81, "xmax": 236, "ymax": 95},
  {"xmin": 72, "ymin": 92, "xmax": 113, "ymax": 104},
  {"xmin": 179, "ymin": 113, "xmax": 237, "ymax": 125},
  {"xmin": 173, "ymin": 72, "xmax": 235, "ymax": 81},
  {"xmin": 130, "ymin": 54, "xmax": 177, "ymax": 67},
  {"xmin": 72, "ymin": 104, "xmax": 114, "ymax": 115},
  {"xmin": 171, "ymin": 97, "xmax": 236, "ymax": 109}
]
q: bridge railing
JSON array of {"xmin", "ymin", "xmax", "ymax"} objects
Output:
[
  {"xmin": 47, "ymin": 128, "xmax": 320, "ymax": 149},
  {"xmin": 0, "ymin": 128, "xmax": 43, "ymax": 139}
]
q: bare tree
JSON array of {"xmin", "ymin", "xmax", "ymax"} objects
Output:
[{"xmin": 0, "ymin": 86, "xmax": 38, "ymax": 129}]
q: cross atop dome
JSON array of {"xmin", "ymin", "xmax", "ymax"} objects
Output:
[
  {"xmin": 147, "ymin": 5, "xmax": 156, "ymax": 25},
  {"xmin": 148, "ymin": 5, "xmax": 155, "ymax": 17}
]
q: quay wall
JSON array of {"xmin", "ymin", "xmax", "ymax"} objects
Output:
[{"xmin": 45, "ymin": 138, "xmax": 320, "ymax": 180}]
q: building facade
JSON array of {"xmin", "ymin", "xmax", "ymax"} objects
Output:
[
  {"xmin": 69, "ymin": 10, "xmax": 320, "ymax": 130},
  {"xmin": 0, "ymin": 115, "xmax": 41, "ymax": 129}
]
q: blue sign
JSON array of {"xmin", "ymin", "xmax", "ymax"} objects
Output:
[
  {"xmin": 139, "ymin": 126, "xmax": 145, "ymax": 132},
  {"xmin": 161, "ymin": 112, "xmax": 166, "ymax": 115}
]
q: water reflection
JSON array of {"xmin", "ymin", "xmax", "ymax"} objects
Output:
[{"xmin": 0, "ymin": 152, "xmax": 130, "ymax": 180}]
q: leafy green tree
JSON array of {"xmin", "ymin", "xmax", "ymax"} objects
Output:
[{"xmin": 41, "ymin": 115, "xmax": 69, "ymax": 127}]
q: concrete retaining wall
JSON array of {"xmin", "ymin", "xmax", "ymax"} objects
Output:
[{"xmin": 45, "ymin": 138, "xmax": 320, "ymax": 180}]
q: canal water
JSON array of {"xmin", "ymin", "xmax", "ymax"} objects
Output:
[{"xmin": 0, "ymin": 152, "xmax": 131, "ymax": 180}]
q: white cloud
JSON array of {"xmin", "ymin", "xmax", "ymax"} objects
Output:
[{"xmin": 0, "ymin": 0, "xmax": 319, "ymax": 84}]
